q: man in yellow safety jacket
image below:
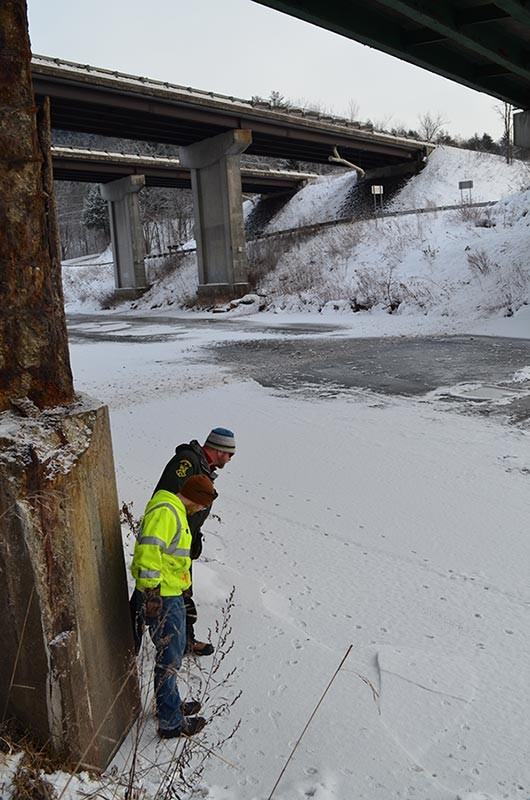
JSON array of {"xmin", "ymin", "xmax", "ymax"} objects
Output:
[{"xmin": 130, "ymin": 474, "xmax": 218, "ymax": 738}]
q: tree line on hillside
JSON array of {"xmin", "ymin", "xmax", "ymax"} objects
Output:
[{"xmin": 252, "ymin": 91, "xmax": 527, "ymax": 164}]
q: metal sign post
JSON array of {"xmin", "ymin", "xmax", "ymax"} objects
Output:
[
  {"xmin": 371, "ymin": 184, "xmax": 384, "ymax": 214},
  {"xmin": 459, "ymin": 179, "xmax": 473, "ymax": 204}
]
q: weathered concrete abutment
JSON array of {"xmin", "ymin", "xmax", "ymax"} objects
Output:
[
  {"xmin": 0, "ymin": 1, "xmax": 140, "ymax": 769},
  {"xmin": 0, "ymin": 397, "xmax": 139, "ymax": 768}
]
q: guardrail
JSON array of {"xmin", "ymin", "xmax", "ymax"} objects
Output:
[
  {"xmin": 61, "ymin": 200, "xmax": 496, "ymax": 268},
  {"xmin": 247, "ymin": 200, "xmax": 495, "ymax": 242}
]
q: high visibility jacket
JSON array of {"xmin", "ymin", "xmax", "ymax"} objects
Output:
[{"xmin": 131, "ymin": 490, "xmax": 192, "ymax": 596}]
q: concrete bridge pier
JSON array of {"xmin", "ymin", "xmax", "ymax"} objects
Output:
[
  {"xmin": 180, "ymin": 129, "xmax": 252, "ymax": 300},
  {"xmin": 1, "ymin": 0, "xmax": 140, "ymax": 769},
  {"xmin": 100, "ymin": 175, "xmax": 147, "ymax": 295},
  {"xmin": 514, "ymin": 111, "xmax": 530, "ymax": 148}
]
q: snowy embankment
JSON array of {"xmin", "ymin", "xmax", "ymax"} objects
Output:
[
  {"xmin": 387, "ymin": 145, "xmax": 528, "ymax": 210},
  {"xmin": 62, "ymin": 146, "xmax": 530, "ymax": 333}
]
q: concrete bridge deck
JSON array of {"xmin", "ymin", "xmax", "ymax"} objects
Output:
[
  {"xmin": 51, "ymin": 145, "xmax": 319, "ymax": 193},
  {"xmin": 32, "ymin": 54, "xmax": 427, "ymax": 172}
]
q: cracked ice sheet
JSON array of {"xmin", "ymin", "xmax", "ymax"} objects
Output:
[{"xmin": 377, "ymin": 646, "xmax": 477, "ymax": 761}]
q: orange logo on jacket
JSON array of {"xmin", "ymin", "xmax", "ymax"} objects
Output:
[{"xmin": 175, "ymin": 459, "xmax": 192, "ymax": 478}]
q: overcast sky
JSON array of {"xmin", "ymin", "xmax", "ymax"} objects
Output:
[{"xmin": 27, "ymin": 0, "xmax": 505, "ymax": 140}]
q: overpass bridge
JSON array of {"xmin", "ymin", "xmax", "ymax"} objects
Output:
[
  {"xmin": 32, "ymin": 54, "xmax": 427, "ymax": 298},
  {"xmin": 32, "ymin": 55, "xmax": 425, "ymax": 171},
  {"xmin": 253, "ymin": 0, "xmax": 530, "ymax": 135},
  {"xmin": 51, "ymin": 145, "xmax": 319, "ymax": 193}
]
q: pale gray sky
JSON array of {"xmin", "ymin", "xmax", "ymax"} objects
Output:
[{"xmin": 27, "ymin": 0, "xmax": 505, "ymax": 139}]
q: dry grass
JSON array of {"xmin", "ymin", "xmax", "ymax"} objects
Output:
[{"xmin": 466, "ymin": 247, "xmax": 496, "ymax": 276}]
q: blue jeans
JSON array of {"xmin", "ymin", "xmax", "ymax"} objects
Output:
[{"xmin": 131, "ymin": 590, "xmax": 186, "ymax": 732}]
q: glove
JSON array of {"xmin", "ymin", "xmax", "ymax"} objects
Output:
[{"xmin": 143, "ymin": 587, "xmax": 163, "ymax": 619}]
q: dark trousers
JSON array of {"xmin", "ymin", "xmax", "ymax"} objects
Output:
[
  {"xmin": 130, "ymin": 589, "xmax": 186, "ymax": 732},
  {"xmin": 183, "ymin": 587, "xmax": 197, "ymax": 644}
]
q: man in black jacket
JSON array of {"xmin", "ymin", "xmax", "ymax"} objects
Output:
[{"xmin": 153, "ymin": 427, "xmax": 236, "ymax": 655}]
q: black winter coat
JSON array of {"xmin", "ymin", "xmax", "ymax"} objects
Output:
[{"xmin": 153, "ymin": 440, "xmax": 217, "ymax": 559}]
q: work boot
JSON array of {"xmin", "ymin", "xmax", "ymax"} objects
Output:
[
  {"xmin": 189, "ymin": 640, "xmax": 214, "ymax": 656},
  {"xmin": 159, "ymin": 716, "xmax": 207, "ymax": 739},
  {"xmin": 181, "ymin": 699, "xmax": 202, "ymax": 716}
]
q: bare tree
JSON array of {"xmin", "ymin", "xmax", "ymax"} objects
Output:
[
  {"xmin": 373, "ymin": 113, "xmax": 395, "ymax": 132},
  {"xmin": 494, "ymin": 102, "xmax": 514, "ymax": 164},
  {"xmin": 139, "ymin": 187, "xmax": 193, "ymax": 253},
  {"xmin": 292, "ymin": 96, "xmax": 335, "ymax": 116},
  {"xmin": 55, "ymin": 182, "xmax": 109, "ymax": 259},
  {"xmin": 418, "ymin": 111, "xmax": 450, "ymax": 142},
  {"xmin": 345, "ymin": 98, "xmax": 360, "ymax": 122}
]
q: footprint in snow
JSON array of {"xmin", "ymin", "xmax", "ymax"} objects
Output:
[{"xmin": 268, "ymin": 684, "xmax": 287, "ymax": 697}]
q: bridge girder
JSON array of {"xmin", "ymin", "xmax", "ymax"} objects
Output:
[
  {"xmin": 31, "ymin": 55, "xmax": 426, "ymax": 171},
  {"xmin": 253, "ymin": 0, "xmax": 530, "ymax": 110}
]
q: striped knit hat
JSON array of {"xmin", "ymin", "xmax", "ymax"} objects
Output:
[{"xmin": 204, "ymin": 427, "xmax": 236, "ymax": 455}]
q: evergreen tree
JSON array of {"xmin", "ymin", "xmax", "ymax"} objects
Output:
[
  {"xmin": 269, "ymin": 90, "xmax": 290, "ymax": 110},
  {"xmin": 480, "ymin": 133, "xmax": 499, "ymax": 153},
  {"xmin": 436, "ymin": 131, "xmax": 458, "ymax": 146},
  {"xmin": 461, "ymin": 132, "xmax": 499, "ymax": 154},
  {"xmin": 81, "ymin": 185, "xmax": 110, "ymax": 236}
]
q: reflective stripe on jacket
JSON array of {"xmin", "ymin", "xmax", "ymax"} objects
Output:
[{"xmin": 131, "ymin": 490, "xmax": 192, "ymax": 596}]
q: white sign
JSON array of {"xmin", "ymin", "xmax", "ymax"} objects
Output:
[{"xmin": 371, "ymin": 185, "xmax": 384, "ymax": 195}]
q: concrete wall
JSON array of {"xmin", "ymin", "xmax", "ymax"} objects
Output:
[
  {"xmin": 514, "ymin": 111, "xmax": 530, "ymax": 149},
  {"xmin": 0, "ymin": 398, "xmax": 139, "ymax": 769}
]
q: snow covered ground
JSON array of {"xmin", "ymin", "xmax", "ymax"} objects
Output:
[
  {"xmin": 30, "ymin": 311, "xmax": 530, "ymax": 800},
  {"xmin": 3, "ymin": 145, "xmax": 530, "ymax": 799}
]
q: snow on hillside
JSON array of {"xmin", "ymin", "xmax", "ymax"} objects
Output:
[
  {"xmin": 61, "ymin": 146, "xmax": 530, "ymax": 335},
  {"xmin": 264, "ymin": 169, "xmax": 357, "ymax": 231},
  {"xmin": 258, "ymin": 192, "xmax": 530, "ymax": 322},
  {"xmin": 388, "ymin": 146, "xmax": 530, "ymax": 210}
]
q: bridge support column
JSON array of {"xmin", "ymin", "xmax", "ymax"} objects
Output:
[
  {"xmin": 1, "ymin": 1, "xmax": 139, "ymax": 769},
  {"xmin": 180, "ymin": 129, "xmax": 251, "ymax": 299},
  {"xmin": 100, "ymin": 175, "xmax": 147, "ymax": 295},
  {"xmin": 514, "ymin": 111, "xmax": 530, "ymax": 148}
]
